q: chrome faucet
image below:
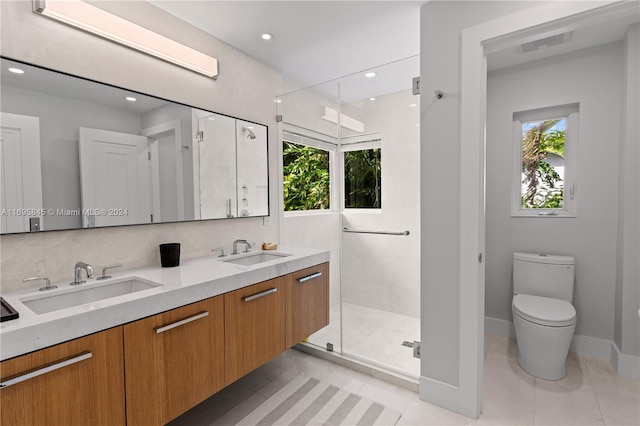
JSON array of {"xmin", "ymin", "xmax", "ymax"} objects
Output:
[
  {"xmin": 211, "ymin": 247, "xmax": 226, "ymax": 257},
  {"xmin": 23, "ymin": 276, "xmax": 57, "ymax": 291},
  {"xmin": 97, "ymin": 263, "xmax": 123, "ymax": 280},
  {"xmin": 71, "ymin": 262, "xmax": 94, "ymax": 285},
  {"xmin": 232, "ymin": 240, "xmax": 252, "ymax": 255}
]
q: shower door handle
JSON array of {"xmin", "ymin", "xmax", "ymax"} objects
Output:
[{"xmin": 297, "ymin": 272, "xmax": 322, "ymax": 283}]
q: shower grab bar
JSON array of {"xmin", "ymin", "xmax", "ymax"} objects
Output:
[{"xmin": 342, "ymin": 228, "xmax": 410, "ymax": 236}]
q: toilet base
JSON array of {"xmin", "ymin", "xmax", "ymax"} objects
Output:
[
  {"xmin": 517, "ymin": 350, "xmax": 566, "ymax": 380},
  {"xmin": 513, "ymin": 310, "xmax": 575, "ymax": 381}
]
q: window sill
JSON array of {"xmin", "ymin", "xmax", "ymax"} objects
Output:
[
  {"xmin": 284, "ymin": 210, "xmax": 337, "ymax": 218},
  {"xmin": 511, "ymin": 209, "xmax": 576, "ymax": 218}
]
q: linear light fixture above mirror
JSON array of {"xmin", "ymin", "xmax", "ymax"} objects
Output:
[{"xmin": 32, "ymin": 0, "xmax": 219, "ymax": 78}]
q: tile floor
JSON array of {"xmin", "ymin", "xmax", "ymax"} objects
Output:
[{"xmin": 170, "ymin": 333, "xmax": 639, "ymax": 425}]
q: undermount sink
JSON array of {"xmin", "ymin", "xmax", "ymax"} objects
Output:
[
  {"xmin": 221, "ymin": 252, "xmax": 291, "ymax": 266},
  {"xmin": 20, "ymin": 278, "xmax": 162, "ymax": 315}
]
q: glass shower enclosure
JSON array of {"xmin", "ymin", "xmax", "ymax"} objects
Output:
[{"xmin": 278, "ymin": 55, "xmax": 420, "ymax": 379}]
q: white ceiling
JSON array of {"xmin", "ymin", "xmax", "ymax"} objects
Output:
[
  {"xmin": 150, "ymin": 1, "xmax": 424, "ymax": 92},
  {"xmin": 487, "ymin": 13, "xmax": 640, "ymax": 71},
  {"xmin": 151, "ymin": 1, "xmax": 640, "ymax": 93}
]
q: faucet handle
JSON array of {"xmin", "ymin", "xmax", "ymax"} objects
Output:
[
  {"xmin": 245, "ymin": 241, "xmax": 255, "ymax": 252},
  {"xmin": 212, "ymin": 247, "xmax": 226, "ymax": 257},
  {"xmin": 97, "ymin": 263, "xmax": 123, "ymax": 280},
  {"xmin": 23, "ymin": 276, "xmax": 57, "ymax": 291}
]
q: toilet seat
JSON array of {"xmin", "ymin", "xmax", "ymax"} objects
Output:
[{"xmin": 513, "ymin": 294, "xmax": 576, "ymax": 327}]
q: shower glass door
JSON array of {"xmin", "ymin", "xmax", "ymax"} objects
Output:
[
  {"xmin": 338, "ymin": 56, "xmax": 421, "ymax": 378},
  {"xmin": 277, "ymin": 55, "xmax": 420, "ymax": 378}
]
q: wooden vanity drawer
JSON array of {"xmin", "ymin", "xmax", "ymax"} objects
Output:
[
  {"xmin": 123, "ymin": 296, "xmax": 224, "ymax": 426},
  {"xmin": 0, "ymin": 327, "xmax": 125, "ymax": 426},
  {"xmin": 286, "ymin": 262, "xmax": 330, "ymax": 347},
  {"xmin": 224, "ymin": 277, "xmax": 286, "ymax": 385}
]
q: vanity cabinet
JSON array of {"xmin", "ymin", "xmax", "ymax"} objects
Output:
[
  {"xmin": 0, "ymin": 259, "xmax": 329, "ymax": 426},
  {"xmin": 224, "ymin": 277, "xmax": 287, "ymax": 385},
  {"xmin": 0, "ymin": 327, "xmax": 125, "ymax": 426},
  {"xmin": 286, "ymin": 262, "xmax": 330, "ymax": 347},
  {"xmin": 123, "ymin": 296, "xmax": 225, "ymax": 426}
]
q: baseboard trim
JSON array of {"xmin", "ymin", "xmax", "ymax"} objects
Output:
[
  {"xmin": 611, "ymin": 341, "xmax": 640, "ymax": 379},
  {"xmin": 419, "ymin": 375, "xmax": 476, "ymax": 419},
  {"xmin": 485, "ymin": 316, "xmax": 639, "ymax": 378},
  {"xmin": 570, "ymin": 334, "xmax": 611, "ymax": 358},
  {"xmin": 485, "ymin": 316, "xmax": 515, "ymax": 338}
]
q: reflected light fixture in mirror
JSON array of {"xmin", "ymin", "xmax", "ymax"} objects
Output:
[{"xmin": 32, "ymin": 0, "xmax": 219, "ymax": 78}]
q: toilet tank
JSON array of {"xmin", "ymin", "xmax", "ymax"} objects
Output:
[{"xmin": 513, "ymin": 252, "xmax": 575, "ymax": 302}]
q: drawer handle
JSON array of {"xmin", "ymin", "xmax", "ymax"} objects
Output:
[
  {"xmin": 298, "ymin": 272, "xmax": 322, "ymax": 283},
  {"xmin": 0, "ymin": 352, "xmax": 92, "ymax": 389},
  {"xmin": 155, "ymin": 311, "xmax": 209, "ymax": 334},
  {"xmin": 243, "ymin": 287, "xmax": 278, "ymax": 302}
]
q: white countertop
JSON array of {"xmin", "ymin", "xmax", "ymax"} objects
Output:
[{"xmin": 0, "ymin": 246, "xmax": 329, "ymax": 361}]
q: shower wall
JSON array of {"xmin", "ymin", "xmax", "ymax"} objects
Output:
[{"xmin": 341, "ymin": 89, "xmax": 421, "ymax": 318}]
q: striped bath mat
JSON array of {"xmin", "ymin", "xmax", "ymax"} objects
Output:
[{"xmin": 233, "ymin": 374, "xmax": 401, "ymax": 426}]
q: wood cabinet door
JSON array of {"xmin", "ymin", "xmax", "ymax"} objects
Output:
[
  {"xmin": 224, "ymin": 277, "xmax": 286, "ymax": 385},
  {"xmin": 286, "ymin": 262, "xmax": 330, "ymax": 347},
  {"xmin": 0, "ymin": 327, "xmax": 125, "ymax": 426},
  {"xmin": 123, "ymin": 296, "xmax": 224, "ymax": 426}
]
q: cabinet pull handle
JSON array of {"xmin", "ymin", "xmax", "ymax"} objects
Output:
[
  {"xmin": 243, "ymin": 287, "xmax": 277, "ymax": 302},
  {"xmin": 155, "ymin": 311, "xmax": 209, "ymax": 334},
  {"xmin": 0, "ymin": 352, "xmax": 92, "ymax": 389},
  {"xmin": 298, "ymin": 272, "xmax": 322, "ymax": 283}
]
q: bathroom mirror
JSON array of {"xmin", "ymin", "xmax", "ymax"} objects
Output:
[{"xmin": 0, "ymin": 57, "xmax": 269, "ymax": 234}]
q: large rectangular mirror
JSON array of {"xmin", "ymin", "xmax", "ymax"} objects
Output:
[{"xmin": 0, "ymin": 57, "xmax": 269, "ymax": 234}]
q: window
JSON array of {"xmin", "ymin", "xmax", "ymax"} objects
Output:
[
  {"xmin": 282, "ymin": 140, "xmax": 331, "ymax": 211},
  {"xmin": 343, "ymin": 144, "xmax": 381, "ymax": 209},
  {"xmin": 512, "ymin": 104, "xmax": 579, "ymax": 217}
]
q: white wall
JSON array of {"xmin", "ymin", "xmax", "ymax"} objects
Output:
[
  {"xmin": 485, "ymin": 43, "xmax": 624, "ymax": 341},
  {"xmin": 0, "ymin": 0, "xmax": 282, "ymax": 292},
  {"xmin": 614, "ymin": 23, "xmax": 640, "ymax": 365}
]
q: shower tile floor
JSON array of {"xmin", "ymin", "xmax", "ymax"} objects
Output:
[{"xmin": 308, "ymin": 302, "xmax": 421, "ymax": 378}]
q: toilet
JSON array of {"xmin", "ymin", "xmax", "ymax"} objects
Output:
[{"xmin": 512, "ymin": 252, "xmax": 577, "ymax": 380}]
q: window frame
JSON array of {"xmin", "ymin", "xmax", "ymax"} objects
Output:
[
  {"xmin": 511, "ymin": 104, "xmax": 579, "ymax": 218},
  {"xmin": 341, "ymin": 137, "xmax": 382, "ymax": 211},
  {"xmin": 281, "ymin": 129, "xmax": 337, "ymax": 215}
]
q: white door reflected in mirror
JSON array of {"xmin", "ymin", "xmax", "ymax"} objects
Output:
[{"xmin": 79, "ymin": 127, "xmax": 151, "ymax": 227}]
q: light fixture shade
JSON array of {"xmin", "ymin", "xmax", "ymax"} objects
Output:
[{"xmin": 33, "ymin": 0, "xmax": 219, "ymax": 78}]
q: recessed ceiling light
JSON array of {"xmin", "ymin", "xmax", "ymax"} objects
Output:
[
  {"xmin": 274, "ymin": 99, "xmax": 282, "ymax": 103},
  {"xmin": 261, "ymin": 33, "xmax": 273, "ymax": 40},
  {"xmin": 125, "ymin": 96, "xmax": 137, "ymax": 102},
  {"xmin": 409, "ymin": 103, "xmax": 417, "ymax": 107},
  {"xmin": 365, "ymin": 72, "xmax": 376, "ymax": 78},
  {"xmin": 369, "ymin": 97, "xmax": 376, "ymax": 101},
  {"xmin": 8, "ymin": 67, "xmax": 24, "ymax": 74}
]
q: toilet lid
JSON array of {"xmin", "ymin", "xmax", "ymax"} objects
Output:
[{"xmin": 513, "ymin": 294, "xmax": 576, "ymax": 327}]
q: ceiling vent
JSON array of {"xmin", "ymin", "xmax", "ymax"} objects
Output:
[{"xmin": 521, "ymin": 33, "xmax": 568, "ymax": 53}]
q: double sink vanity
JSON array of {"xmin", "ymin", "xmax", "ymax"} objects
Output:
[{"xmin": 0, "ymin": 247, "xmax": 330, "ymax": 426}]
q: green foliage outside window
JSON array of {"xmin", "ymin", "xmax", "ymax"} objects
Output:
[
  {"xmin": 283, "ymin": 141, "xmax": 330, "ymax": 211},
  {"xmin": 521, "ymin": 119, "xmax": 565, "ymax": 209},
  {"xmin": 344, "ymin": 148, "xmax": 381, "ymax": 209}
]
